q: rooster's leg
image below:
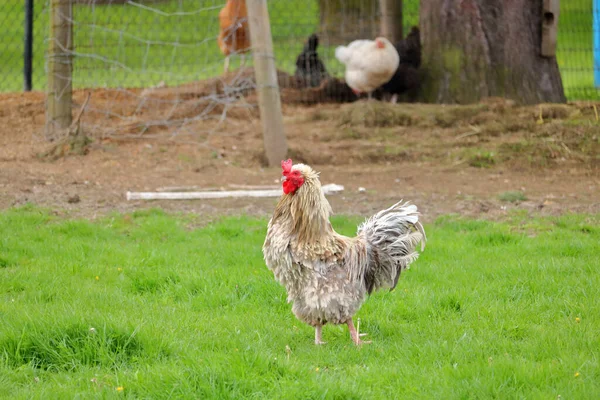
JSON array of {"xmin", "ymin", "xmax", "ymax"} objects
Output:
[
  {"xmin": 240, "ymin": 53, "xmax": 246, "ymax": 68},
  {"xmin": 314, "ymin": 325, "xmax": 326, "ymax": 345},
  {"xmin": 347, "ymin": 318, "xmax": 371, "ymax": 345},
  {"xmin": 390, "ymin": 93, "xmax": 398, "ymax": 104}
]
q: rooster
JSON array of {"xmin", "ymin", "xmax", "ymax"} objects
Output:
[
  {"xmin": 217, "ymin": 0, "xmax": 250, "ymax": 73},
  {"xmin": 263, "ymin": 160, "xmax": 426, "ymax": 345},
  {"xmin": 334, "ymin": 37, "xmax": 399, "ymax": 100}
]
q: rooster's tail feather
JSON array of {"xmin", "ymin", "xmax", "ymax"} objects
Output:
[{"xmin": 354, "ymin": 200, "xmax": 426, "ymax": 294}]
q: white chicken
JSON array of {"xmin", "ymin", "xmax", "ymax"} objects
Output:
[{"xmin": 335, "ymin": 37, "xmax": 400, "ymax": 100}]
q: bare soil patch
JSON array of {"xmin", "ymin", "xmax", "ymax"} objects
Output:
[{"xmin": 0, "ymin": 87, "xmax": 598, "ymax": 223}]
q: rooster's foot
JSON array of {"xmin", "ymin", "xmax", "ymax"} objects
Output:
[
  {"xmin": 347, "ymin": 318, "xmax": 372, "ymax": 345},
  {"xmin": 354, "ymin": 332, "xmax": 371, "ymax": 345},
  {"xmin": 314, "ymin": 325, "xmax": 326, "ymax": 345}
]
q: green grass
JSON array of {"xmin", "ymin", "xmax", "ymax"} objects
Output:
[
  {"xmin": 1, "ymin": 0, "xmax": 598, "ymax": 100},
  {"xmin": 1, "ymin": 205, "xmax": 599, "ymax": 398},
  {"xmin": 498, "ymin": 191, "xmax": 528, "ymax": 203}
]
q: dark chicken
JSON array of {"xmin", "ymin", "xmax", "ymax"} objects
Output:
[
  {"xmin": 379, "ymin": 26, "xmax": 422, "ymax": 103},
  {"xmin": 294, "ymin": 34, "xmax": 330, "ymax": 88}
]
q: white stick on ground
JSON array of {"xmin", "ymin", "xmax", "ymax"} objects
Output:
[
  {"xmin": 126, "ymin": 183, "xmax": 344, "ymax": 201},
  {"xmin": 156, "ymin": 184, "xmax": 280, "ymax": 192}
]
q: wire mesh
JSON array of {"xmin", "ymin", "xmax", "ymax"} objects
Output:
[
  {"xmin": 64, "ymin": 0, "xmax": 422, "ymax": 90},
  {"xmin": 1, "ymin": 0, "xmax": 50, "ymax": 91},
  {"xmin": 558, "ymin": 0, "xmax": 599, "ymax": 100},
  {"xmin": 1, "ymin": 0, "xmax": 599, "ymax": 140},
  {"xmin": 37, "ymin": 0, "xmax": 425, "ymax": 144}
]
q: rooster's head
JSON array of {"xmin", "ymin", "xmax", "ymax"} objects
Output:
[
  {"xmin": 277, "ymin": 159, "xmax": 332, "ymax": 241},
  {"xmin": 281, "ymin": 159, "xmax": 320, "ymax": 195}
]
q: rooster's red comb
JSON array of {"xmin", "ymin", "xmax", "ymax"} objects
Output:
[{"xmin": 281, "ymin": 159, "xmax": 293, "ymax": 175}]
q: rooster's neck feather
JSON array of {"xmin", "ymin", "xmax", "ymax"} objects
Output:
[{"xmin": 274, "ymin": 175, "xmax": 334, "ymax": 244}]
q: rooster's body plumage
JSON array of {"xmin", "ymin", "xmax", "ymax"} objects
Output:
[{"xmin": 263, "ymin": 161, "xmax": 426, "ymax": 345}]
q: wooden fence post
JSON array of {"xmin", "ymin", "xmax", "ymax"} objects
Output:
[
  {"xmin": 379, "ymin": 0, "xmax": 403, "ymax": 43},
  {"xmin": 46, "ymin": 0, "xmax": 73, "ymax": 139},
  {"xmin": 246, "ymin": 0, "xmax": 287, "ymax": 167}
]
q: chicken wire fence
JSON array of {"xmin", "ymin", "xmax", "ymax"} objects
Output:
[
  {"xmin": 39, "ymin": 0, "xmax": 423, "ymax": 143},
  {"xmin": 1, "ymin": 0, "xmax": 599, "ymax": 139},
  {"xmin": 2, "ymin": 0, "xmax": 50, "ymax": 92}
]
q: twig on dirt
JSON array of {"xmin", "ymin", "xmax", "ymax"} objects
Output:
[
  {"xmin": 126, "ymin": 183, "xmax": 344, "ymax": 201},
  {"xmin": 536, "ymin": 105, "xmax": 544, "ymax": 125},
  {"xmin": 40, "ymin": 92, "xmax": 92, "ymax": 160},
  {"xmin": 454, "ymin": 125, "xmax": 482, "ymax": 140},
  {"xmin": 560, "ymin": 142, "xmax": 572, "ymax": 154},
  {"xmin": 73, "ymin": 92, "xmax": 92, "ymax": 127}
]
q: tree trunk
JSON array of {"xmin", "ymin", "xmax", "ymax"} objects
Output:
[{"xmin": 420, "ymin": 0, "xmax": 566, "ymax": 104}]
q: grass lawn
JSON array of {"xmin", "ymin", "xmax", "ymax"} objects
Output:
[
  {"xmin": 1, "ymin": 206, "xmax": 599, "ymax": 398},
  {"xmin": 0, "ymin": 0, "xmax": 598, "ymax": 100}
]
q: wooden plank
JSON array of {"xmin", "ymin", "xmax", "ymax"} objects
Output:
[{"xmin": 126, "ymin": 184, "xmax": 344, "ymax": 201}]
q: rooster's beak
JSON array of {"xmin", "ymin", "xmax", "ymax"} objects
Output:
[{"xmin": 280, "ymin": 176, "xmax": 287, "ymax": 183}]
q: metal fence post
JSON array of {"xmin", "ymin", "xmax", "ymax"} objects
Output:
[
  {"xmin": 46, "ymin": 0, "xmax": 73, "ymax": 138},
  {"xmin": 594, "ymin": 0, "xmax": 600, "ymax": 87},
  {"xmin": 246, "ymin": 0, "xmax": 287, "ymax": 167},
  {"xmin": 24, "ymin": 0, "xmax": 34, "ymax": 91}
]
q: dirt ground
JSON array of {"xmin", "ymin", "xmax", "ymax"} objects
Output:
[{"xmin": 0, "ymin": 86, "xmax": 598, "ymax": 225}]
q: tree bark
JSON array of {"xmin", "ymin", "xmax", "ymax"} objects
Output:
[{"xmin": 420, "ymin": 0, "xmax": 566, "ymax": 104}]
